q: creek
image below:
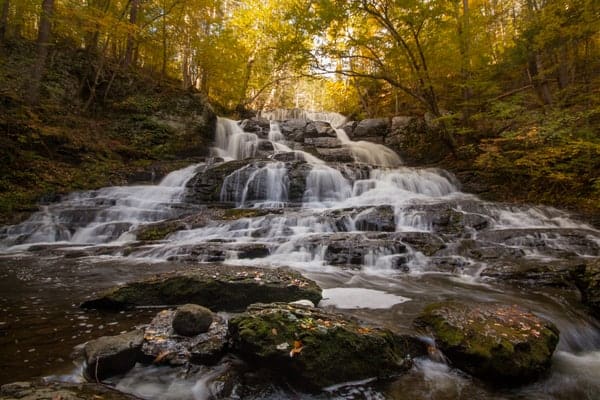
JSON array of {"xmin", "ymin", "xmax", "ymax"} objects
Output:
[{"xmin": 1, "ymin": 115, "xmax": 599, "ymax": 399}]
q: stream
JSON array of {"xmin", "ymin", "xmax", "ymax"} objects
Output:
[{"xmin": 1, "ymin": 115, "xmax": 599, "ymax": 399}]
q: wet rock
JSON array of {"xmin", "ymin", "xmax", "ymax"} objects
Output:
[
  {"xmin": 352, "ymin": 118, "xmax": 389, "ymax": 142},
  {"xmin": 229, "ymin": 302, "xmax": 426, "ymax": 390},
  {"xmin": 142, "ymin": 309, "xmax": 228, "ymax": 365},
  {"xmin": 83, "ymin": 330, "xmax": 144, "ymax": 381},
  {"xmin": 354, "ymin": 205, "xmax": 396, "ymax": 232},
  {"xmin": 313, "ymin": 147, "xmax": 354, "ymax": 163},
  {"xmin": 415, "ymin": 302, "xmax": 559, "ymax": 385},
  {"xmin": 172, "ymin": 304, "xmax": 215, "ymax": 336},
  {"xmin": 303, "ymin": 137, "xmax": 341, "ymax": 148},
  {"xmin": 480, "ymin": 259, "xmax": 580, "ymax": 287},
  {"xmin": 400, "ymin": 202, "xmax": 489, "ymax": 235},
  {"xmin": 81, "ymin": 265, "xmax": 322, "ymax": 311},
  {"xmin": 571, "ymin": 259, "xmax": 600, "ymax": 318},
  {"xmin": 167, "ymin": 242, "xmax": 270, "ymax": 262},
  {"xmin": 135, "ymin": 220, "xmax": 187, "ymax": 241},
  {"xmin": 322, "ymin": 233, "xmax": 407, "ymax": 266},
  {"xmin": 240, "ymin": 118, "xmax": 270, "ymax": 135},
  {"xmin": 0, "ymin": 380, "xmax": 139, "ymax": 399}
]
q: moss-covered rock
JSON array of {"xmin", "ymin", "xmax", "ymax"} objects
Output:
[
  {"xmin": 415, "ymin": 302, "xmax": 559, "ymax": 385},
  {"xmin": 135, "ymin": 220, "xmax": 188, "ymax": 241},
  {"xmin": 81, "ymin": 265, "xmax": 322, "ymax": 311},
  {"xmin": 229, "ymin": 302, "xmax": 427, "ymax": 391}
]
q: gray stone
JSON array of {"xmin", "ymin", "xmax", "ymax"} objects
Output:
[
  {"xmin": 83, "ymin": 330, "xmax": 144, "ymax": 381},
  {"xmin": 172, "ymin": 304, "xmax": 214, "ymax": 336}
]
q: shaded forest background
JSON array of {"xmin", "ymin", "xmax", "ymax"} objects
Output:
[{"xmin": 0, "ymin": 0, "xmax": 599, "ymax": 224}]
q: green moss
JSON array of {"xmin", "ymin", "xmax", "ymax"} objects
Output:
[{"xmin": 221, "ymin": 208, "xmax": 270, "ymax": 220}]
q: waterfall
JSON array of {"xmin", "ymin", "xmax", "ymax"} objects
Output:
[
  {"xmin": 0, "ymin": 164, "xmax": 201, "ymax": 248},
  {"xmin": 303, "ymin": 165, "xmax": 353, "ymax": 205},
  {"xmin": 335, "ymin": 128, "xmax": 402, "ymax": 167},
  {"xmin": 212, "ymin": 117, "xmax": 259, "ymax": 160}
]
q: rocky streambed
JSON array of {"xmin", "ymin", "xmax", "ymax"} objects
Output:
[{"xmin": 0, "ymin": 114, "xmax": 600, "ymax": 399}]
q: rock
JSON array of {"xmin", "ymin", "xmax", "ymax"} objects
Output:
[
  {"xmin": 303, "ymin": 137, "xmax": 341, "ymax": 148},
  {"xmin": 481, "ymin": 259, "xmax": 580, "ymax": 287},
  {"xmin": 135, "ymin": 219, "xmax": 187, "ymax": 241},
  {"xmin": 240, "ymin": 118, "xmax": 270, "ymax": 135},
  {"xmin": 83, "ymin": 330, "xmax": 144, "ymax": 381},
  {"xmin": 142, "ymin": 309, "xmax": 228, "ymax": 365},
  {"xmin": 0, "ymin": 380, "xmax": 138, "ymax": 399},
  {"xmin": 415, "ymin": 302, "xmax": 559, "ymax": 385},
  {"xmin": 313, "ymin": 147, "xmax": 355, "ymax": 163},
  {"xmin": 352, "ymin": 118, "xmax": 389, "ymax": 141},
  {"xmin": 289, "ymin": 299, "xmax": 315, "ymax": 307},
  {"xmin": 385, "ymin": 115, "xmax": 448, "ymax": 164},
  {"xmin": 571, "ymin": 259, "xmax": 600, "ymax": 317},
  {"xmin": 354, "ymin": 205, "xmax": 396, "ymax": 232},
  {"xmin": 229, "ymin": 302, "xmax": 426, "ymax": 390},
  {"xmin": 172, "ymin": 304, "xmax": 215, "ymax": 336},
  {"xmin": 81, "ymin": 264, "xmax": 322, "ymax": 311}
]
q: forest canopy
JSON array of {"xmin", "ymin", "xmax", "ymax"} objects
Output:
[{"xmin": 1, "ymin": 0, "xmax": 598, "ymax": 118}]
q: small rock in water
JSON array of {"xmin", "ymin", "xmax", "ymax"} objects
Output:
[
  {"xmin": 414, "ymin": 301, "xmax": 559, "ymax": 385},
  {"xmin": 172, "ymin": 304, "xmax": 214, "ymax": 336}
]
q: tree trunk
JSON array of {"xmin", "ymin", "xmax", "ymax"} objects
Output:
[
  {"xmin": 124, "ymin": 0, "xmax": 138, "ymax": 67},
  {"xmin": 27, "ymin": 0, "xmax": 54, "ymax": 105},
  {"xmin": 556, "ymin": 46, "xmax": 570, "ymax": 90},
  {"xmin": 528, "ymin": 53, "xmax": 552, "ymax": 105},
  {"xmin": 459, "ymin": 0, "xmax": 473, "ymax": 121},
  {"xmin": 13, "ymin": 0, "xmax": 23, "ymax": 38},
  {"xmin": 0, "ymin": 0, "xmax": 9, "ymax": 42}
]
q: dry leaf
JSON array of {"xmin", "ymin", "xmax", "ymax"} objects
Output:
[
  {"xmin": 289, "ymin": 340, "xmax": 303, "ymax": 357},
  {"xmin": 153, "ymin": 350, "xmax": 172, "ymax": 364}
]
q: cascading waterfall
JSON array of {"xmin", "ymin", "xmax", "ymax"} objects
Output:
[
  {"xmin": 0, "ymin": 163, "xmax": 201, "ymax": 249},
  {"xmin": 335, "ymin": 128, "xmax": 402, "ymax": 167},
  {"xmin": 2, "ymin": 111, "xmax": 600, "ymax": 399},
  {"xmin": 212, "ymin": 117, "xmax": 259, "ymax": 160}
]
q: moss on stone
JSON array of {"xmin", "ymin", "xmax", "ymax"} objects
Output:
[
  {"xmin": 416, "ymin": 301, "xmax": 559, "ymax": 385},
  {"xmin": 229, "ymin": 303, "xmax": 426, "ymax": 390}
]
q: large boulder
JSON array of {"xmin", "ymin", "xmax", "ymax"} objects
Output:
[
  {"xmin": 81, "ymin": 265, "xmax": 322, "ymax": 311},
  {"xmin": 229, "ymin": 302, "xmax": 426, "ymax": 390},
  {"xmin": 415, "ymin": 302, "xmax": 559, "ymax": 385},
  {"xmin": 83, "ymin": 330, "xmax": 144, "ymax": 381}
]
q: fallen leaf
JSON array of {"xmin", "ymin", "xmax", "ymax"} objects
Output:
[
  {"xmin": 153, "ymin": 350, "xmax": 172, "ymax": 364},
  {"xmin": 289, "ymin": 340, "xmax": 303, "ymax": 357},
  {"xmin": 271, "ymin": 328, "xmax": 278, "ymax": 336}
]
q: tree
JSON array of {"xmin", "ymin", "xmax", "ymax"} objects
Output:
[{"xmin": 27, "ymin": 0, "xmax": 54, "ymax": 105}]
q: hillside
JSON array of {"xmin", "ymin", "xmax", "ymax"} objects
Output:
[{"xmin": 0, "ymin": 39, "xmax": 216, "ymax": 224}]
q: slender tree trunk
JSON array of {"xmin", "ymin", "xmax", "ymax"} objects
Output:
[
  {"xmin": 556, "ymin": 46, "xmax": 570, "ymax": 90},
  {"xmin": 27, "ymin": 0, "xmax": 54, "ymax": 105},
  {"xmin": 161, "ymin": 8, "xmax": 167, "ymax": 79},
  {"xmin": 0, "ymin": 0, "xmax": 9, "ymax": 42},
  {"xmin": 124, "ymin": 0, "xmax": 138, "ymax": 67},
  {"xmin": 528, "ymin": 53, "xmax": 552, "ymax": 105},
  {"xmin": 13, "ymin": 0, "xmax": 23, "ymax": 38},
  {"xmin": 459, "ymin": 0, "xmax": 473, "ymax": 121}
]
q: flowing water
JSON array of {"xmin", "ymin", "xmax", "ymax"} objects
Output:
[{"xmin": 0, "ymin": 116, "xmax": 599, "ymax": 399}]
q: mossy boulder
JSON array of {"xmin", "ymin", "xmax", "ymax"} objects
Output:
[
  {"xmin": 571, "ymin": 259, "xmax": 600, "ymax": 318},
  {"xmin": 229, "ymin": 302, "xmax": 427, "ymax": 391},
  {"xmin": 81, "ymin": 265, "xmax": 322, "ymax": 311},
  {"xmin": 415, "ymin": 302, "xmax": 559, "ymax": 385},
  {"xmin": 172, "ymin": 304, "xmax": 214, "ymax": 336}
]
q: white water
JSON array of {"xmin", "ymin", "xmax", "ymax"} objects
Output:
[
  {"xmin": 335, "ymin": 128, "xmax": 402, "ymax": 167},
  {"xmin": 0, "ymin": 164, "xmax": 200, "ymax": 249}
]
